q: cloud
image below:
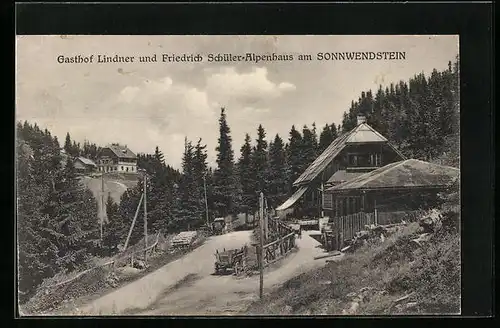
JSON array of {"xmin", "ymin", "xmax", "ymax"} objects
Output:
[
  {"xmin": 115, "ymin": 76, "xmax": 214, "ymax": 124},
  {"xmin": 278, "ymin": 82, "xmax": 296, "ymax": 92},
  {"xmin": 205, "ymin": 66, "xmax": 296, "ymax": 107}
]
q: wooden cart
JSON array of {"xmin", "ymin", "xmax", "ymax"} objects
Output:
[{"xmin": 214, "ymin": 245, "xmax": 248, "ymax": 275}]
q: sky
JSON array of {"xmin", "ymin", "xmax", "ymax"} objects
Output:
[{"xmin": 16, "ymin": 35, "xmax": 458, "ymax": 170}]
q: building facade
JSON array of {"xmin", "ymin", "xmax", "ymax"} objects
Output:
[
  {"xmin": 276, "ymin": 115, "xmax": 406, "ymax": 219},
  {"xmin": 323, "ymin": 159, "xmax": 460, "ymax": 219},
  {"xmin": 97, "ymin": 144, "xmax": 137, "ymax": 173}
]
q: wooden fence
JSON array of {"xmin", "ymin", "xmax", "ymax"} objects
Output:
[
  {"xmin": 45, "ymin": 232, "xmax": 161, "ymax": 290},
  {"xmin": 337, "ymin": 212, "xmax": 375, "ymax": 242},
  {"xmin": 267, "ymin": 216, "xmax": 294, "ymax": 237},
  {"xmin": 259, "ymin": 217, "xmax": 296, "ymax": 267},
  {"xmin": 326, "ymin": 209, "xmax": 426, "ymax": 250}
]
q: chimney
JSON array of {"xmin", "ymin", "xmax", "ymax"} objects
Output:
[{"xmin": 357, "ymin": 115, "xmax": 366, "ymax": 125}]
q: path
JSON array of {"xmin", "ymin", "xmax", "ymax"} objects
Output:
[{"xmin": 69, "ymin": 230, "xmax": 336, "ymax": 316}]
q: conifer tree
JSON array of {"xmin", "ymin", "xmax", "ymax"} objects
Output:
[
  {"xmin": 193, "ymin": 138, "xmax": 209, "ymax": 227},
  {"xmin": 286, "ymin": 125, "xmax": 303, "ymax": 190},
  {"xmin": 267, "ymin": 134, "xmax": 288, "ymax": 209},
  {"xmin": 237, "ymin": 133, "xmax": 253, "ymax": 214},
  {"xmin": 300, "ymin": 125, "xmax": 318, "ymax": 172},
  {"xmin": 213, "ymin": 108, "xmax": 237, "ymax": 217},
  {"xmin": 64, "ymin": 132, "xmax": 72, "ymax": 155},
  {"xmin": 250, "ymin": 124, "xmax": 269, "ymax": 199},
  {"xmin": 102, "ymin": 195, "xmax": 124, "ymax": 256}
]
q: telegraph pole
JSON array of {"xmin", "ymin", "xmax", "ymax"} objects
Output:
[
  {"xmin": 259, "ymin": 192, "xmax": 264, "ymax": 299},
  {"xmin": 143, "ymin": 171, "xmax": 148, "ymax": 264},
  {"xmin": 264, "ymin": 197, "xmax": 269, "ymax": 240},
  {"xmin": 203, "ymin": 173, "xmax": 209, "ymax": 228},
  {"xmin": 319, "ymin": 182, "xmax": 325, "ymax": 218},
  {"xmin": 100, "ymin": 172, "xmax": 105, "ymax": 246}
]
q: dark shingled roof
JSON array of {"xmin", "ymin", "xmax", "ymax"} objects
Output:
[
  {"xmin": 293, "ymin": 123, "xmax": 405, "ymax": 186},
  {"xmin": 106, "ymin": 144, "xmax": 137, "ymax": 159},
  {"xmin": 76, "ymin": 157, "xmax": 97, "ymax": 167},
  {"xmin": 326, "ymin": 159, "xmax": 460, "ymax": 192},
  {"xmin": 326, "ymin": 170, "xmax": 365, "ymax": 185}
]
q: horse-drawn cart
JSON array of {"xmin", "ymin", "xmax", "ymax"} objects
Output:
[{"xmin": 214, "ymin": 245, "xmax": 248, "ymax": 275}]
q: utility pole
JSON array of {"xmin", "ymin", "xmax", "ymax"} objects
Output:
[
  {"xmin": 143, "ymin": 171, "xmax": 148, "ymax": 264},
  {"xmin": 100, "ymin": 172, "xmax": 105, "ymax": 246},
  {"xmin": 264, "ymin": 197, "xmax": 269, "ymax": 240},
  {"xmin": 203, "ymin": 173, "xmax": 209, "ymax": 228},
  {"xmin": 319, "ymin": 182, "xmax": 325, "ymax": 218},
  {"xmin": 259, "ymin": 192, "xmax": 264, "ymax": 299}
]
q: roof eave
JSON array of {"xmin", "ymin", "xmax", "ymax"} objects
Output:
[{"xmin": 326, "ymin": 184, "xmax": 453, "ymax": 193}]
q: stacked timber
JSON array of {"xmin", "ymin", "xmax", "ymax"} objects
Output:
[{"xmin": 171, "ymin": 231, "xmax": 198, "ymax": 248}]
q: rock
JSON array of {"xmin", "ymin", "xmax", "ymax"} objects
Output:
[
  {"xmin": 405, "ymin": 302, "xmax": 418, "ymax": 310},
  {"xmin": 395, "ymin": 304, "xmax": 403, "ymax": 312},
  {"xmin": 133, "ymin": 260, "xmax": 146, "ymax": 270},
  {"xmin": 283, "ymin": 305, "xmax": 293, "ymax": 314},
  {"xmin": 356, "ymin": 230, "xmax": 370, "ymax": 240},
  {"xmin": 348, "ymin": 301, "xmax": 359, "ymax": 314},
  {"xmin": 419, "ymin": 209, "xmax": 443, "ymax": 233},
  {"xmin": 347, "ymin": 292, "xmax": 358, "ymax": 298},
  {"xmin": 380, "ymin": 234, "xmax": 386, "ymax": 242},
  {"xmin": 319, "ymin": 280, "xmax": 332, "ymax": 285},
  {"xmin": 411, "ymin": 233, "xmax": 432, "ymax": 247},
  {"xmin": 359, "ymin": 286, "xmax": 373, "ymax": 293}
]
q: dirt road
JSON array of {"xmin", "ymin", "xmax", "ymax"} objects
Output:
[{"xmin": 71, "ymin": 230, "xmax": 336, "ymax": 316}]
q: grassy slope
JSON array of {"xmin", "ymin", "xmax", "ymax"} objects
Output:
[
  {"xmin": 80, "ymin": 173, "xmax": 138, "ymax": 206},
  {"xmin": 246, "ymin": 211, "xmax": 460, "ymax": 315}
]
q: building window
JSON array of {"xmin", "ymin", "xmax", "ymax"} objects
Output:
[
  {"xmin": 348, "ymin": 154, "xmax": 371, "ymax": 167},
  {"xmin": 126, "ymin": 167, "xmax": 129, "ymax": 172},
  {"xmin": 349, "ymin": 155, "xmax": 358, "ymax": 166},
  {"xmin": 369, "ymin": 153, "xmax": 382, "ymax": 166},
  {"xmin": 121, "ymin": 166, "xmax": 124, "ymax": 170}
]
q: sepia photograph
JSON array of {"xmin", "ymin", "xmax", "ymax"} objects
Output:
[{"xmin": 16, "ymin": 35, "xmax": 460, "ymax": 316}]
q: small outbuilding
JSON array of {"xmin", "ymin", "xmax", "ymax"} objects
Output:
[{"xmin": 73, "ymin": 156, "xmax": 98, "ymax": 174}]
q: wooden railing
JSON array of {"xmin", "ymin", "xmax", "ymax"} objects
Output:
[
  {"xmin": 261, "ymin": 232, "xmax": 295, "ymax": 267},
  {"xmin": 259, "ymin": 217, "xmax": 296, "ymax": 267},
  {"xmin": 268, "ymin": 216, "xmax": 294, "ymax": 237},
  {"xmin": 330, "ymin": 209, "xmax": 426, "ymax": 249},
  {"xmin": 44, "ymin": 232, "xmax": 161, "ymax": 290}
]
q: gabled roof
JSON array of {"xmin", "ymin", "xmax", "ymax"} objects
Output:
[
  {"xmin": 326, "ymin": 159, "xmax": 460, "ymax": 192},
  {"xmin": 345, "ymin": 123, "xmax": 388, "ymax": 143},
  {"xmin": 104, "ymin": 144, "xmax": 137, "ymax": 159},
  {"xmin": 293, "ymin": 123, "xmax": 405, "ymax": 186},
  {"xmin": 76, "ymin": 157, "xmax": 97, "ymax": 167}
]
